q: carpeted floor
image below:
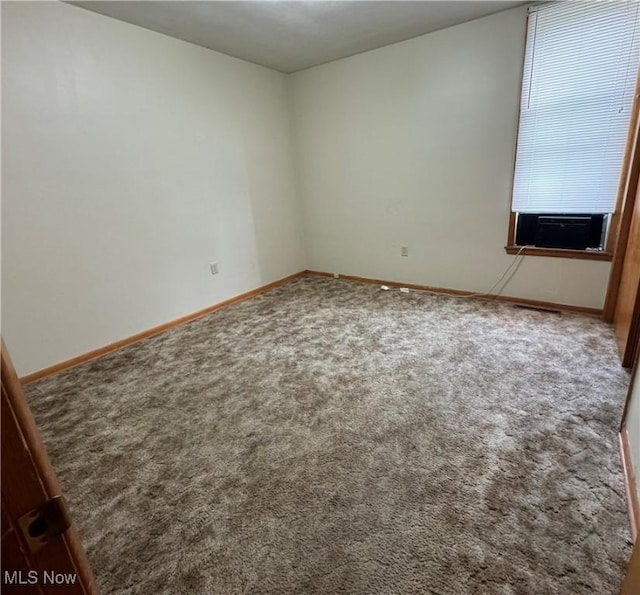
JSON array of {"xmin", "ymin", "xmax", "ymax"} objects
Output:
[{"xmin": 26, "ymin": 275, "xmax": 632, "ymax": 594}]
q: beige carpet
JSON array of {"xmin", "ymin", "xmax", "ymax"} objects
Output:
[{"xmin": 26, "ymin": 275, "xmax": 632, "ymax": 594}]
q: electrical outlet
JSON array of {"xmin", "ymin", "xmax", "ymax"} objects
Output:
[
  {"xmin": 333, "ymin": 273, "xmax": 340, "ymax": 279},
  {"xmin": 401, "ymin": 246, "xmax": 409, "ymax": 257},
  {"xmin": 209, "ymin": 262, "xmax": 219, "ymax": 275}
]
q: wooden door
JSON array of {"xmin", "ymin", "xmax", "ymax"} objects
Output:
[
  {"xmin": 1, "ymin": 339, "xmax": 97, "ymax": 593},
  {"xmin": 621, "ymin": 540, "xmax": 640, "ymax": 595},
  {"xmin": 614, "ymin": 182, "xmax": 640, "ymax": 367},
  {"xmin": 605, "ymin": 71, "xmax": 640, "ymax": 363}
]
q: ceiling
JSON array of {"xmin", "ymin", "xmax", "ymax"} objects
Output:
[{"xmin": 69, "ymin": 1, "xmax": 527, "ymax": 73}]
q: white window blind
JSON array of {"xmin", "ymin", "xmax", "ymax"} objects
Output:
[{"xmin": 511, "ymin": 0, "xmax": 640, "ymax": 215}]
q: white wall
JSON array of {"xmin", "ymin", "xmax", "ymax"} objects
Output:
[
  {"xmin": 3, "ymin": 3, "xmax": 616, "ymax": 376},
  {"xmin": 628, "ymin": 378, "xmax": 640, "ymax": 500},
  {"xmin": 1, "ymin": 2, "xmax": 305, "ymax": 376},
  {"xmin": 289, "ymin": 6, "xmax": 611, "ymax": 309}
]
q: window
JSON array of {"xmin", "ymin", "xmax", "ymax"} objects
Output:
[{"xmin": 507, "ymin": 0, "xmax": 640, "ymax": 259}]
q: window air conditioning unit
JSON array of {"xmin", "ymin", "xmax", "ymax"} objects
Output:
[{"xmin": 515, "ymin": 214, "xmax": 606, "ymax": 251}]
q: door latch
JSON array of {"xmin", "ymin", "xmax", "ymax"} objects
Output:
[{"xmin": 18, "ymin": 496, "xmax": 72, "ymax": 552}]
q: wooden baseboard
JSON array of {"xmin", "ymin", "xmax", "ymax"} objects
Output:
[
  {"xmin": 620, "ymin": 427, "xmax": 640, "ymax": 542},
  {"xmin": 20, "ymin": 271, "xmax": 306, "ymax": 384},
  {"xmin": 304, "ymin": 270, "xmax": 603, "ymax": 316},
  {"xmin": 19, "ymin": 269, "xmax": 601, "ymax": 384}
]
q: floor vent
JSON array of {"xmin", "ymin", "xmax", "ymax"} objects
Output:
[{"xmin": 513, "ymin": 304, "xmax": 561, "ymax": 314}]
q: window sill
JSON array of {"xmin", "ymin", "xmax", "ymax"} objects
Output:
[{"xmin": 504, "ymin": 245, "xmax": 613, "ymax": 261}]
